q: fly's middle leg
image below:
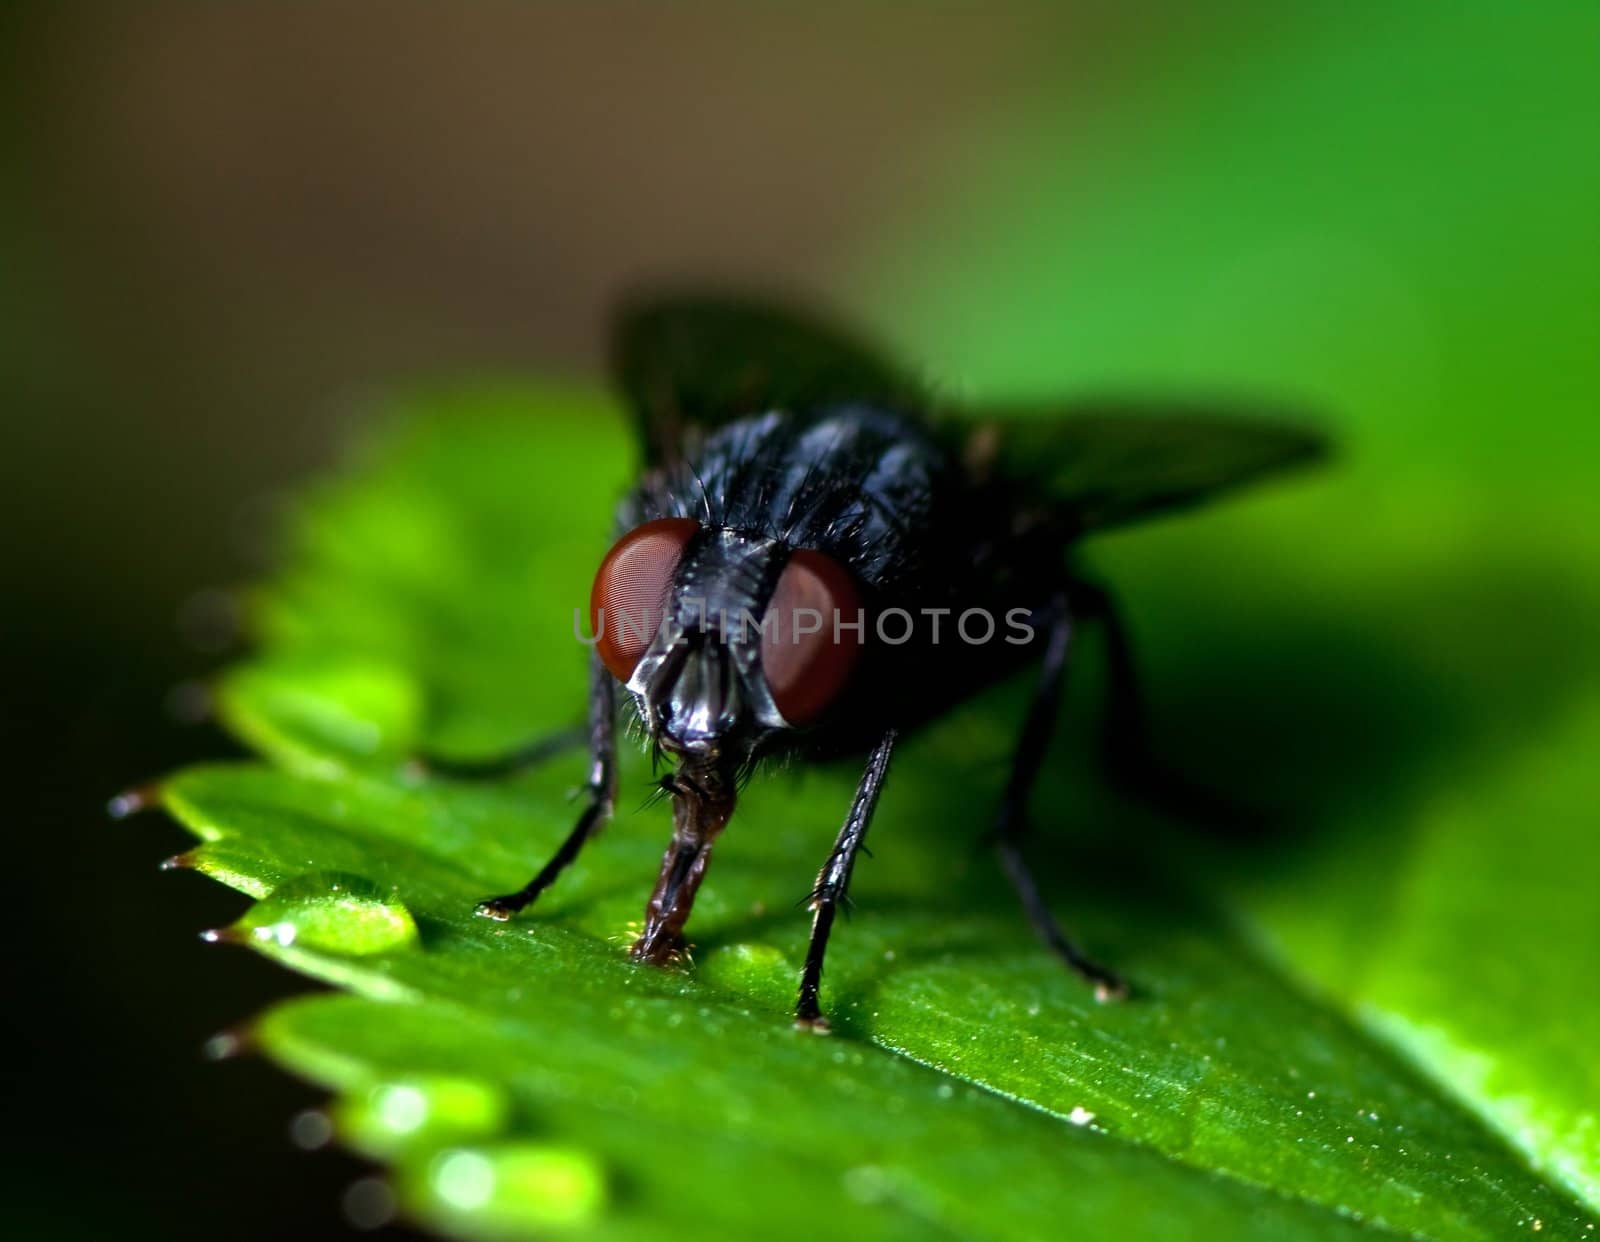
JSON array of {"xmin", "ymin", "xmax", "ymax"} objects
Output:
[{"xmin": 994, "ymin": 592, "xmax": 1127, "ymax": 1001}]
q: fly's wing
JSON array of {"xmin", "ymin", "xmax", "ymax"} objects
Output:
[
  {"xmin": 611, "ymin": 295, "xmax": 918, "ymax": 467},
  {"xmin": 964, "ymin": 404, "xmax": 1329, "ymax": 538}
]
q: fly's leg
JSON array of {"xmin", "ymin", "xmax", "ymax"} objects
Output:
[
  {"xmin": 1069, "ymin": 578, "xmax": 1261, "ymax": 835},
  {"xmin": 1065, "ymin": 579, "xmax": 1146, "ymax": 785},
  {"xmin": 795, "ymin": 729, "xmax": 897, "ymax": 1031},
  {"xmin": 412, "ymin": 726, "xmax": 585, "ymax": 780},
  {"xmin": 995, "ymin": 596, "xmax": 1127, "ymax": 1001},
  {"xmin": 475, "ymin": 655, "xmax": 616, "ymax": 921}
]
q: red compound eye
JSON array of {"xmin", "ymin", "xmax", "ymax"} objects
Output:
[
  {"xmin": 590, "ymin": 517, "xmax": 699, "ymax": 682},
  {"xmin": 760, "ymin": 549, "xmax": 863, "ymax": 725}
]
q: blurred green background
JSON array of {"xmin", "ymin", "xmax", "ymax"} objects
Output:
[{"xmin": 2, "ymin": 3, "xmax": 1595, "ymax": 1238}]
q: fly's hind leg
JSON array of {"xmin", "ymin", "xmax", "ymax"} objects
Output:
[
  {"xmin": 1069, "ymin": 578, "xmax": 1264, "ymax": 836},
  {"xmin": 475, "ymin": 654, "xmax": 617, "ymax": 921},
  {"xmin": 995, "ymin": 594, "xmax": 1127, "ymax": 1001},
  {"xmin": 412, "ymin": 726, "xmax": 586, "ymax": 781}
]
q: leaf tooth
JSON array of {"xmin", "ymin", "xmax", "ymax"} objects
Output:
[
  {"xmin": 202, "ymin": 1023, "xmax": 257, "ymax": 1061},
  {"xmin": 107, "ymin": 781, "xmax": 165, "ymax": 819}
]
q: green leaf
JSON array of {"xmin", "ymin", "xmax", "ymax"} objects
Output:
[
  {"xmin": 856, "ymin": 2, "xmax": 1600, "ymax": 1230},
  {"xmin": 145, "ymin": 9, "xmax": 1599, "ymax": 1236},
  {"xmin": 153, "ymin": 382, "xmax": 1596, "ymax": 1240}
]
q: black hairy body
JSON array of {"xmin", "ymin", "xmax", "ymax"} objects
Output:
[{"xmin": 454, "ymin": 295, "xmax": 1326, "ymax": 1028}]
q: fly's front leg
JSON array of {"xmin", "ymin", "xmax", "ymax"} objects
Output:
[
  {"xmin": 795, "ymin": 729, "xmax": 897, "ymax": 1032},
  {"xmin": 995, "ymin": 594, "xmax": 1127, "ymax": 1001},
  {"xmin": 475, "ymin": 655, "xmax": 617, "ymax": 921}
]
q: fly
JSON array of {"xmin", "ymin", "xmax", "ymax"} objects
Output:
[{"xmin": 452, "ymin": 295, "xmax": 1327, "ymax": 1030}]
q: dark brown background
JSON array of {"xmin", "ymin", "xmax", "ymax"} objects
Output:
[{"xmin": 0, "ymin": 4, "xmax": 1194, "ymax": 1237}]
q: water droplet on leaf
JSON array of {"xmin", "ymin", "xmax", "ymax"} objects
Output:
[
  {"xmin": 415, "ymin": 1144, "xmax": 606, "ymax": 1232},
  {"xmin": 231, "ymin": 872, "xmax": 419, "ymax": 955},
  {"xmin": 337, "ymin": 1076, "xmax": 509, "ymax": 1157}
]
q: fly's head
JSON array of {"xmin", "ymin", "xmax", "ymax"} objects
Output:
[{"xmin": 590, "ymin": 518, "xmax": 863, "ymax": 774}]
